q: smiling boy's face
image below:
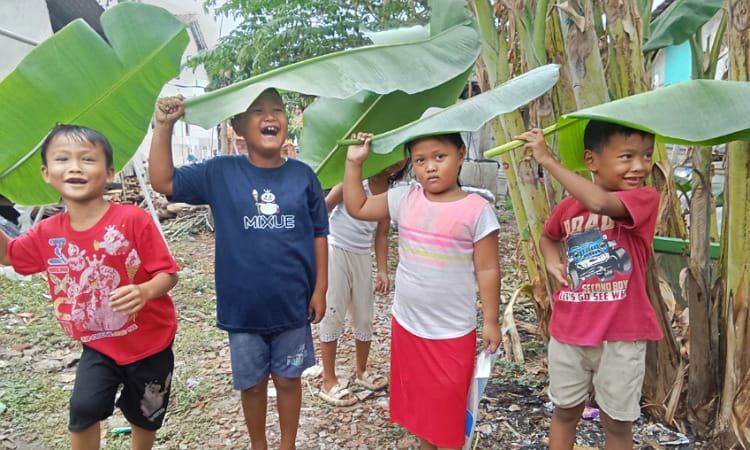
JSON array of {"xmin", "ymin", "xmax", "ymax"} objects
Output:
[
  {"xmin": 584, "ymin": 132, "xmax": 654, "ymax": 192},
  {"xmin": 233, "ymin": 89, "xmax": 288, "ymax": 158}
]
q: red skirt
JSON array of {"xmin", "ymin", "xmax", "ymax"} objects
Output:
[{"xmin": 389, "ymin": 316, "xmax": 476, "ymax": 448}]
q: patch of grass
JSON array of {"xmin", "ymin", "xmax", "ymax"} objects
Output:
[
  {"xmin": 0, "ymin": 276, "xmax": 62, "ymax": 347},
  {"xmin": 493, "ymin": 359, "xmax": 545, "ymax": 389},
  {"xmin": 0, "ymin": 369, "xmax": 69, "ymax": 448},
  {"xmin": 522, "ymin": 340, "xmax": 545, "ymax": 357}
]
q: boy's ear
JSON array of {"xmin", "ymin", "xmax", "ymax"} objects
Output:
[
  {"xmin": 583, "ymin": 149, "xmax": 598, "ymax": 172},
  {"xmin": 40, "ymin": 165, "xmax": 51, "ymax": 184},
  {"xmin": 458, "ymin": 145, "xmax": 467, "ymax": 161}
]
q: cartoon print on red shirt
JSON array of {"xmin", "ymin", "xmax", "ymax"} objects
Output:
[
  {"xmin": 564, "ymin": 229, "xmax": 632, "ymax": 291},
  {"xmin": 49, "ymin": 226, "xmax": 138, "ymax": 341}
]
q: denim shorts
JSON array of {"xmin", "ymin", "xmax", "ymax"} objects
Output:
[{"xmin": 228, "ymin": 323, "xmax": 315, "ymax": 390}]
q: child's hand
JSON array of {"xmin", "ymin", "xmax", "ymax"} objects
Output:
[
  {"xmin": 309, "ymin": 291, "xmax": 326, "ymax": 324},
  {"xmin": 109, "ymin": 284, "xmax": 149, "ymax": 316},
  {"xmin": 482, "ymin": 321, "xmax": 501, "ymax": 353},
  {"xmin": 346, "ymin": 132, "xmax": 373, "ymax": 165},
  {"xmin": 546, "ymin": 260, "xmax": 569, "ymax": 288},
  {"xmin": 374, "ymin": 271, "xmax": 389, "ymax": 295},
  {"xmin": 515, "ymin": 128, "xmax": 554, "ymax": 165},
  {"xmin": 154, "ymin": 96, "xmax": 185, "ymax": 127}
]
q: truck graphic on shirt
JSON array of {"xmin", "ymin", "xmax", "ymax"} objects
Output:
[{"xmin": 565, "ymin": 229, "xmax": 631, "ymax": 289}]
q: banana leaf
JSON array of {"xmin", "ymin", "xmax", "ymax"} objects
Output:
[
  {"xmin": 0, "ymin": 3, "xmax": 188, "ymax": 205},
  {"xmin": 362, "ymin": 64, "xmax": 559, "ymax": 154},
  {"xmin": 183, "ymin": 0, "xmax": 479, "ymax": 129},
  {"xmin": 556, "ymin": 80, "xmax": 750, "ymax": 171},
  {"xmin": 643, "ymin": 0, "xmax": 724, "ymax": 52},
  {"xmin": 301, "ymin": 0, "xmax": 475, "ymax": 188}
]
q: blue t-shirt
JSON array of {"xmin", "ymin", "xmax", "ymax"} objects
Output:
[{"xmin": 169, "ymin": 156, "xmax": 329, "ymax": 333}]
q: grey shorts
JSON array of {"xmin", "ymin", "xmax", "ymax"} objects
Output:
[
  {"xmin": 548, "ymin": 337, "xmax": 647, "ymax": 421},
  {"xmin": 228, "ymin": 324, "xmax": 315, "ymax": 390}
]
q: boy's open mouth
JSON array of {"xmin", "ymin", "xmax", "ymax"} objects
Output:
[
  {"xmin": 261, "ymin": 126, "xmax": 279, "ymax": 136},
  {"xmin": 65, "ymin": 178, "xmax": 87, "ymax": 185}
]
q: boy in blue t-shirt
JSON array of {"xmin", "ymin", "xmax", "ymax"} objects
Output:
[{"xmin": 149, "ymin": 89, "xmax": 328, "ymax": 449}]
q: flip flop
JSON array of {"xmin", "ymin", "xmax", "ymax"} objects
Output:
[
  {"xmin": 318, "ymin": 382, "xmax": 358, "ymax": 407},
  {"xmin": 354, "ymin": 371, "xmax": 388, "ymax": 391}
]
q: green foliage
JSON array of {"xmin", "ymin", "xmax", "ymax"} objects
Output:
[
  {"xmin": 183, "ymin": 0, "xmax": 479, "ymax": 129},
  {"xmin": 0, "ymin": 3, "xmax": 188, "ymax": 205},
  {"xmin": 189, "ymin": 0, "xmax": 429, "ymax": 88},
  {"xmin": 553, "ymin": 80, "xmax": 750, "ymax": 171},
  {"xmin": 302, "ymin": 0, "xmax": 479, "ymax": 188},
  {"xmin": 643, "ymin": 0, "xmax": 724, "ymax": 52}
]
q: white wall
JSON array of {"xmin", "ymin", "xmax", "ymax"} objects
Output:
[{"xmin": 0, "ymin": 0, "xmax": 53, "ymax": 80}]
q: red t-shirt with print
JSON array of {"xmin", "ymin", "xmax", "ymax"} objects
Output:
[
  {"xmin": 543, "ymin": 187, "xmax": 663, "ymax": 346},
  {"xmin": 8, "ymin": 203, "xmax": 178, "ymax": 365}
]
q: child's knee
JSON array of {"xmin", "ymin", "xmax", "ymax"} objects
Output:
[
  {"xmin": 271, "ymin": 374, "xmax": 301, "ymax": 391},
  {"xmin": 553, "ymin": 403, "xmax": 585, "ymax": 424},
  {"xmin": 601, "ymin": 413, "xmax": 632, "ymax": 438},
  {"xmin": 242, "ymin": 377, "xmax": 269, "ymax": 396}
]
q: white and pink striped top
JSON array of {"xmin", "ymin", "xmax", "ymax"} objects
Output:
[{"xmin": 388, "ymin": 183, "xmax": 500, "ymax": 339}]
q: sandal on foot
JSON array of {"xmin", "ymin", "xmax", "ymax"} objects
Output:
[
  {"xmin": 354, "ymin": 371, "xmax": 388, "ymax": 391},
  {"xmin": 318, "ymin": 383, "xmax": 358, "ymax": 407}
]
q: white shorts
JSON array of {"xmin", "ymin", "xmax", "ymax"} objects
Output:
[
  {"xmin": 548, "ymin": 336, "xmax": 647, "ymax": 421},
  {"xmin": 318, "ymin": 245, "xmax": 374, "ymax": 342}
]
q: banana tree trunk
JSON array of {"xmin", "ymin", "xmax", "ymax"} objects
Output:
[
  {"xmin": 603, "ymin": 0, "xmax": 648, "ymax": 98},
  {"xmin": 717, "ymin": 1, "xmax": 750, "ymax": 446},
  {"xmin": 686, "ymin": 146, "xmax": 719, "ymax": 436},
  {"xmin": 557, "ymin": 0, "xmax": 609, "ymax": 107}
]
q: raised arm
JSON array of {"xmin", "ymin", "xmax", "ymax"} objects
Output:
[
  {"xmin": 343, "ymin": 133, "xmax": 389, "ymax": 222},
  {"xmin": 149, "ymin": 96, "xmax": 185, "ymax": 196},
  {"xmin": 325, "ymin": 183, "xmax": 344, "ymax": 212},
  {"xmin": 0, "ymin": 231, "xmax": 10, "ymax": 266},
  {"xmin": 516, "ymin": 129, "xmax": 628, "ymax": 219}
]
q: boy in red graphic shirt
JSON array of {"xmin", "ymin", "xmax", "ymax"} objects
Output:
[
  {"xmin": 518, "ymin": 121, "xmax": 662, "ymax": 450},
  {"xmin": 0, "ymin": 125, "xmax": 179, "ymax": 450}
]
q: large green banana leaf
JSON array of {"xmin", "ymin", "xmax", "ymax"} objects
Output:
[
  {"xmin": 362, "ymin": 64, "xmax": 560, "ymax": 154},
  {"xmin": 0, "ymin": 3, "xmax": 188, "ymax": 205},
  {"xmin": 301, "ymin": 0, "xmax": 475, "ymax": 188},
  {"xmin": 643, "ymin": 0, "xmax": 724, "ymax": 52},
  {"xmin": 557, "ymin": 79, "xmax": 750, "ymax": 171},
  {"xmin": 183, "ymin": 0, "xmax": 479, "ymax": 129}
]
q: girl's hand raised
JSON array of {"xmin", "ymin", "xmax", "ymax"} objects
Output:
[{"xmin": 346, "ymin": 132, "xmax": 373, "ymax": 165}]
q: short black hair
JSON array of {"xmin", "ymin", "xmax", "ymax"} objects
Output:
[
  {"xmin": 40, "ymin": 124, "xmax": 114, "ymax": 169},
  {"xmin": 583, "ymin": 120, "xmax": 653, "ymax": 153}
]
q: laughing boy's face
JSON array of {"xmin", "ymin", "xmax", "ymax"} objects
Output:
[{"xmin": 235, "ymin": 89, "xmax": 288, "ymax": 157}]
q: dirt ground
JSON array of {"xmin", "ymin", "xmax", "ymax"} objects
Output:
[{"xmin": 0, "ymin": 212, "xmax": 700, "ymax": 449}]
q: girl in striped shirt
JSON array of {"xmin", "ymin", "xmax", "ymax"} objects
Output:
[{"xmin": 343, "ymin": 131, "xmax": 501, "ymax": 450}]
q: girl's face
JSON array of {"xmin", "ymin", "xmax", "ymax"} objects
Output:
[{"xmin": 409, "ymin": 137, "xmax": 465, "ymax": 196}]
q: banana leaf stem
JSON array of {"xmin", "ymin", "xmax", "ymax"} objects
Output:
[
  {"xmin": 483, "ymin": 122, "xmax": 561, "ymax": 158},
  {"xmin": 336, "ymin": 138, "xmax": 362, "ymax": 146}
]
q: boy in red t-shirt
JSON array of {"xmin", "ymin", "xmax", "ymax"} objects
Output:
[
  {"xmin": 0, "ymin": 125, "xmax": 179, "ymax": 450},
  {"xmin": 517, "ymin": 121, "xmax": 662, "ymax": 450}
]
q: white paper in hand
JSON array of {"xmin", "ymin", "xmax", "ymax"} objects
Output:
[{"xmin": 463, "ymin": 350, "xmax": 499, "ymax": 449}]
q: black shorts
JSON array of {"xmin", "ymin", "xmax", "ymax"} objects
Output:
[{"xmin": 68, "ymin": 345, "xmax": 174, "ymax": 432}]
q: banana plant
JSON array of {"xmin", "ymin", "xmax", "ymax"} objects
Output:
[
  {"xmin": 183, "ymin": 0, "xmax": 480, "ymax": 129},
  {"xmin": 485, "ymin": 80, "xmax": 750, "ymax": 169},
  {"xmin": 643, "ymin": 0, "xmax": 725, "ymax": 52},
  {"xmin": 0, "ymin": 3, "xmax": 189, "ymax": 205},
  {"xmin": 341, "ymin": 64, "xmax": 559, "ymax": 154},
  {"xmin": 301, "ymin": 0, "xmax": 476, "ymax": 188}
]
